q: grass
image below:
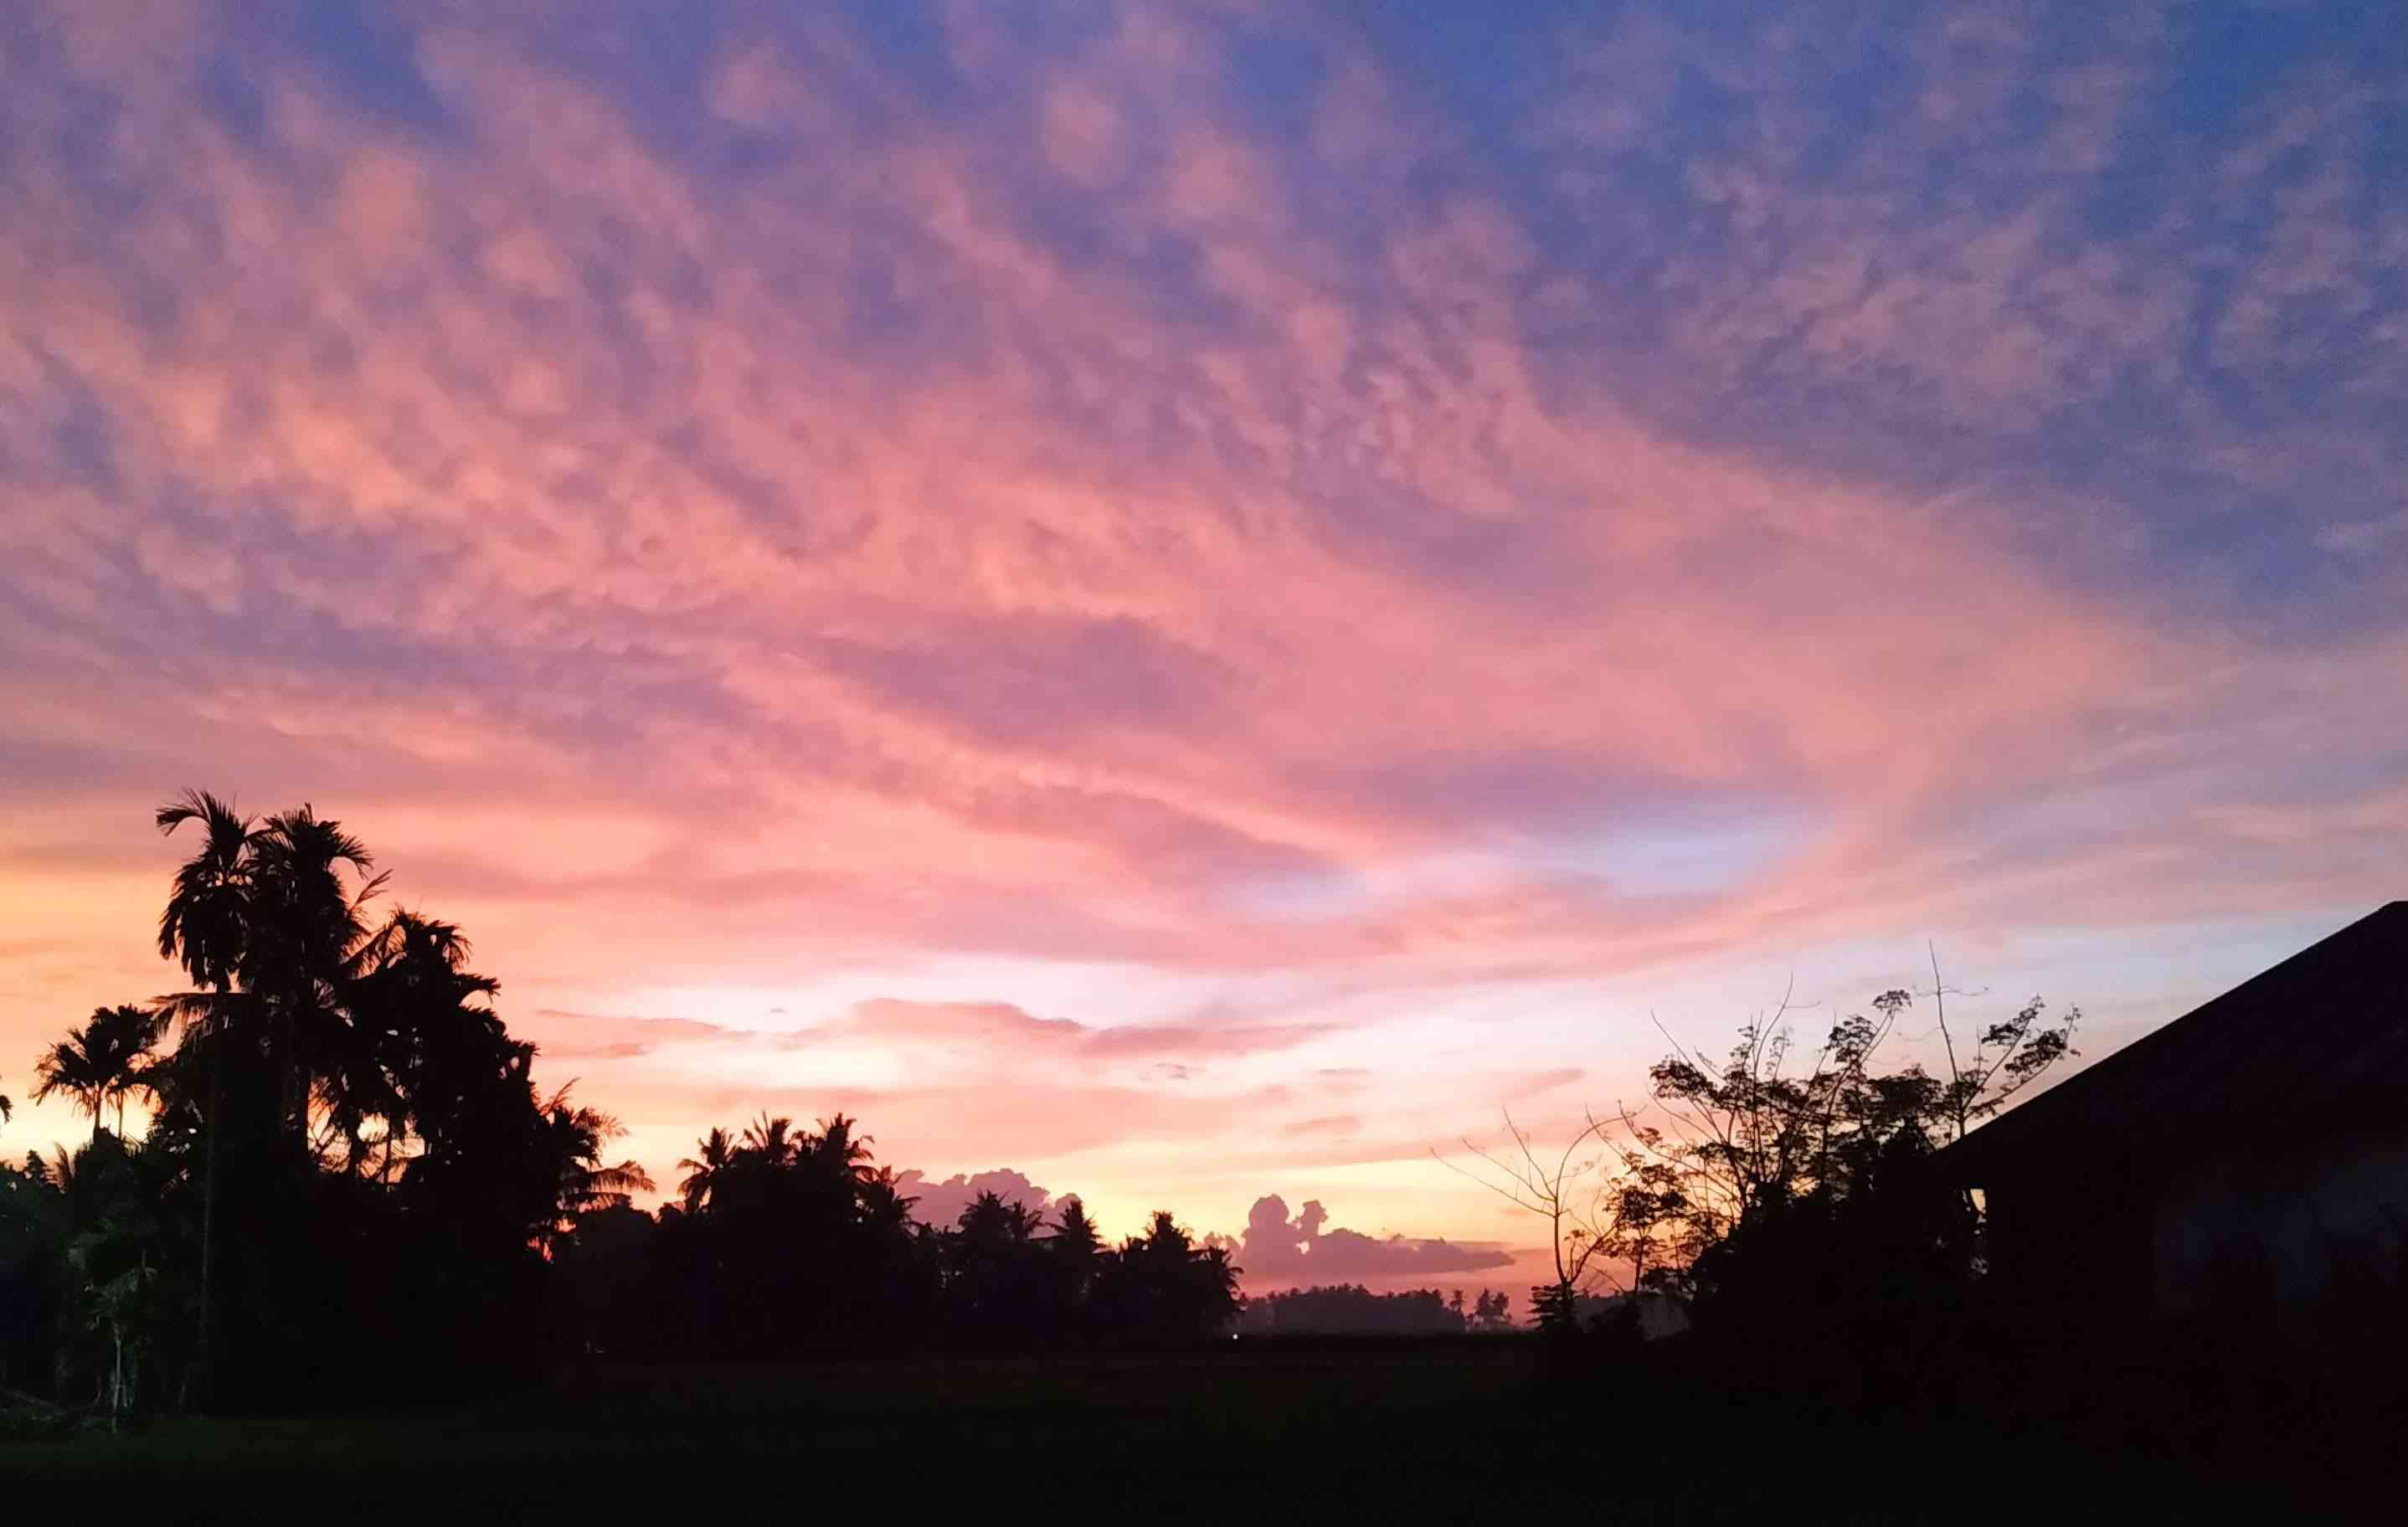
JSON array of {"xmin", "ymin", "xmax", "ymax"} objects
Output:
[{"xmin": 0, "ymin": 1345, "xmax": 2300, "ymax": 1523}]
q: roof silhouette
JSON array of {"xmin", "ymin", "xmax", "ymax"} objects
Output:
[{"xmin": 1943, "ymin": 901, "xmax": 2408, "ymax": 1177}]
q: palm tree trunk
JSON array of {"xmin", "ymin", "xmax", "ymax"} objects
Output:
[
  {"xmin": 271, "ymin": 999, "xmax": 296, "ymax": 1154},
  {"xmin": 195, "ymin": 992, "xmax": 226, "ymax": 1410}
]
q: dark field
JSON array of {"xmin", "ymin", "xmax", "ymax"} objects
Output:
[{"xmin": 3, "ymin": 1344, "xmax": 2305, "ymax": 1524}]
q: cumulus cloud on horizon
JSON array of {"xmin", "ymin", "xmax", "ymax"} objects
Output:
[
  {"xmin": 1233, "ymin": 1195, "xmax": 1515, "ymax": 1283},
  {"xmin": 891, "ymin": 1174, "xmax": 1523, "ymax": 1293},
  {"xmin": 896, "ymin": 1168, "xmax": 1059, "ymax": 1232}
]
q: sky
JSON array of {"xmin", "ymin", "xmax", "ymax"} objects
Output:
[{"xmin": 2, "ymin": 1, "xmax": 2403, "ymax": 1296}]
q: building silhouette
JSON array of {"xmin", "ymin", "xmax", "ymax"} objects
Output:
[{"xmin": 1942, "ymin": 901, "xmax": 2408, "ymax": 1334}]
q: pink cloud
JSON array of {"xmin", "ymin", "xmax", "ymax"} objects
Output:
[
  {"xmin": 523, "ymin": 1011, "xmax": 764, "ymax": 1061},
  {"xmin": 3, "ymin": 0, "xmax": 2403, "ymax": 1255},
  {"xmin": 1280, "ymin": 1115, "xmax": 1359, "ymax": 1138},
  {"xmin": 894, "ymin": 1168, "xmax": 1057, "ymax": 1230},
  {"xmin": 795, "ymin": 999, "xmax": 1335, "ymax": 1062},
  {"xmin": 1233, "ymin": 1195, "xmax": 1515, "ymax": 1287}
]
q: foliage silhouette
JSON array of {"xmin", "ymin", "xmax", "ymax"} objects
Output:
[
  {"xmin": 1450, "ymin": 981, "xmax": 2079, "ymax": 1344},
  {"xmin": 675, "ymin": 1125, "xmax": 732, "ymax": 1214},
  {"xmin": 33, "ymin": 1006, "xmax": 163, "ymax": 1144},
  {"xmin": 155, "ymin": 787, "xmax": 257, "ymax": 1404},
  {"xmin": 1243, "ymin": 1284, "xmax": 1484, "ymax": 1336},
  {"xmin": 8, "ymin": 793, "xmax": 660, "ymax": 1411},
  {"xmin": 9, "ymin": 791, "xmax": 1273, "ymax": 1416}
]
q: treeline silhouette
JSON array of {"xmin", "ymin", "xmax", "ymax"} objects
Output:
[
  {"xmin": 0, "ymin": 794, "xmax": 1235, "ymax": 1419},
  {"xmin": 556, "ymin": 1147, "xmax": 1237, "ymax": 1358},
  {"xmin": 1237, "ymin": 1285, "xmax": 1516, "ymax": 1337}
]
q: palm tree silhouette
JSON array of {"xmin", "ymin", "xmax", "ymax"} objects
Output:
[
  {"xmin": 677, "ymin": 1127, "xmax": 733, "ymax": 1213},
  {"xmin": 157, "ymin": 789, "xmax": 258, "ymax": 995},
  {"xmin": 1093, "ymin": 1211, "xmax": 1242, "ymax": 1342},
  {"xmin": 33, "ymin": 1005, "xmax": 164, "ymax": 1143},
  {"xmin": 959, "ymin": 1190, "xmax": 1044, "ymax": 1243},
  {"xmin": 1049, "ymin": 1195, "xmax": 1104, "ymax": 1287},
  {"xmin": 810, "ymin": 1113, "xmax": 877, "ymax": 1185},
  {"xmin": 246, "ymin": 805, "xmax": 382, "ymax": 1149},
  {"xmin": 538, "ymin": 1084, "xmax": 654, "ymax": 1251},
  {"xmin": 857, "ymin": 1164, "xmax": 918, "ymax": 1233},
  {"xmin": 338, "ymin": 908, "xmax": 502, "ymax": 1178},
  {"xmin": 157, "ymin": 788, "xmax": 260, "ymax": 1403},
  {"xmin": 738, "ymin": 1113, "xmax": 799, "ymax": 1166},
  {"xmin": 103, "ymin": 1005, "xmax": 167, "ymax": 1137}
]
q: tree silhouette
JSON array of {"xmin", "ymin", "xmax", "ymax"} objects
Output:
[
  {"xmin": 958, "ymin": 1190, "xmax": 1045, "ymax": 1245},
  {"xmin": 538, "ymin": 1085, "xmax": 653, "ymax": 1249},
  {"xmin": 33, "ymin": 1005, "xmax": 164, "ymax": 1143},
  {"xmin": 157, "ymin": 789, "xmax": 258, "ymax": 995},
  {"xmin": 2, "ymin": 788, "xmax": 1689, "ymax": 1413},
  {"xmin": 811, "ymin": 1113, "xmax": 876, "ymax": 1179},
  {"xmin": 1442, "ymin": 1108, "xmax": 1629, "ymax": 1330},
  {"xmin": 738, "ymin": 1113, "xmax": 799, "ymax": 1167},
  {"xmin": 1253, "ymin": 1285, "xmax": 1470, "ymax": 1335},
  {"xmin": 1636, "ymin": 985, "xmax": 2074, "ymax": 1314},
  {"xmin": 943, "ymin": 1191, "xmax": 1055, "ymax": 1344},
  {"xmin": 1448, "ymin": 981, "xmax": 2077, "ymax": 1335},
  {"xmin": 337, "ymin": 909, "xmax": 503, "ymax": 1180},
  {"xmin": 1091, "ymin": 1211, "xmax": 1243, "ymax": 1344},
  {"xmin": 677, "ymin": 1127, "xmax": 733, "ymax": 1214},
  {"xmin": 244, "ymin": 805, "xmax": 382, "ymax": 1150},
  {"xmin": 1050, "ymin": 1196, "xmax": 1102, "ymax": 1291},
  {"xmin": 856, "ymin": 1165, "xmax": 918, "ymax": 1235},
  {"xmin": 141, "ymin": 789, "xmax": 645, "ymax": 1403},
  {"xmin": 155, "ymin": 788, "xmax": 260, "ymax": 1405}
]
